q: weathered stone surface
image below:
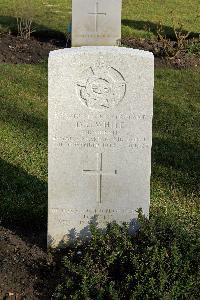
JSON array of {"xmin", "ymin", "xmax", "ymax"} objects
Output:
[
  {"xmin": 72, "ymin": 0, "xmax": 122, "ymax": 46},
  {"xmin": 48, "ymin": 47, "xmax": 154, "ymax": 247}
]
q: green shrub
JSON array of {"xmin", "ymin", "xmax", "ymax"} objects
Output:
[
  {"xmin": 53, "ymin": 210, "xmax": 200, "ymax": 300},
  {"xmin": 187, "ymin": 39, "xmax": 200, "ymax": 55}
]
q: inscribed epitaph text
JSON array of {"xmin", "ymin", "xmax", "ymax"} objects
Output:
[{"xmin": 48, "ymin": 47, "xmax": 154, "ymax": 247}]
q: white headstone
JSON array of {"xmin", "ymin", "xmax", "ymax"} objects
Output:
[
  {"xmin": 72, "ymin": 0, "xmax": 122, "ymax": 46},
  {"xmin": 48, "ymin": 47, "xmax": 154, "ymax": 247}
]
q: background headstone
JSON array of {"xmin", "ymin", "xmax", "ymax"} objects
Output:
[
  {"xmin": 48, "ymin": 47, "xmax": 154, "ymax": 247},
  {"xmin": 72, "ymin": 0, "xmax": 122, "ymax": 46}
]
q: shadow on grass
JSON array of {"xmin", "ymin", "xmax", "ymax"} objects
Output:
[
  {"xmin": 2, "ymin": 15, "xmax": 199, "ymax": 42},
  {"xmin": 0, "ymin": 15, "xmax": 66, "ymax": 45},
  {"xmin": 122, "ymin": 19, "xmax": 200, "ymax": 39},
  {"xmin": 0, "ymin": 158, "xmax": 47, "ymax": 248},
  {"xmin": 0, "ymin": 15, "xmax": 16, "ymax": 31},
  {"xmin": 152, "ymin": 94, "xmax": 200, "ymax": 197},
  {"xmin": 1, "ymin": 99, "xmax": 47, "ymax": 141},
  {"xmin": 152, "ymin": 137, "xmax": 199, "ymax": 197}
]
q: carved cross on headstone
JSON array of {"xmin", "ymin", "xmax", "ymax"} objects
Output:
[
  {"xmin": 88, "ymin": 1, "xmax": 107, "ymax": 32},
  {"xmin": 72, "ymin": 0, "xmax": 122, "ymax": 47},
  {"xmin": 83, "ymin": 153, "xmax": 117, "ymax": 204}
]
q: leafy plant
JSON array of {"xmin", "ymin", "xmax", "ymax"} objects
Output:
[
  {"xmin": 53, "ymin": 209, "xmax": 200, "ymax": 299},
  {"xmin": 187, "ymin": 38, "xmax": 200, "ymax": 55}
]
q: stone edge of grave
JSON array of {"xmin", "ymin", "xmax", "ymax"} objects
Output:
[{"xmin": 49, "ymin": 46, "xmax": 154, "ymax": 61}]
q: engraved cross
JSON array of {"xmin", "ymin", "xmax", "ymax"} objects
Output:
[
  {"xmin": 83, "ymin": 153, "xmax": 117, "ymax": 204},
  {"xmin": 88, "ymin": 1, "xmax": 107, "ymax": 32}
]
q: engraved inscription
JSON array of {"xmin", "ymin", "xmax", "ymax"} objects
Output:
[
  {"xmin": 83, "ymin": 153, "xmax": 117, "ymax": 203},
  {"xmin": 53, "ymin": 112, "xmax": 152, "ymax": 150},
  {"xmin": 76, "ymin": 34, "xmax": 111, "ymax": 38},
  {"xmin": 50, "ymin": 208, "xmax": 135, "ymax": 228},
  {"xmin": 77, "ymin": 65, "xmax": 126, "ymax": 111}
]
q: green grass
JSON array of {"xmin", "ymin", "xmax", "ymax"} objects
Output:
[
  {"xmin": 53, "ymin": 68, "xmax": 199, "ymax": 299},
  {"xmin": 0, "ymin": 63, "xmax": 48, "ymax": 227},
  {"xmin": 0, "ymin": 1, "xmax": 199, "ymax": 297},
  {"xmin": 0, "ymin": 63, "xmax": 199, "ymax": 230},
  {"xmin": 0, "ymin": 0, "xmax": 199, "ymax": 38},
  {"xmin": 0, "ymin": 58, "xmax": 199, "ymax": 298}
]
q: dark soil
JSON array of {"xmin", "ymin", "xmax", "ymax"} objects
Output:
[
  {"xmin": 122, "ymin": 37, "xmax": 200, "ymax": 69},
  {"xmin": 0, "ymin": 33, "xmax": 199, "ymax": 68},
  {"xmin": 0, "ymin": 34, "xmax": 66, "ymax": 64},
  {"xmin": 0, "ymin": 226, "xmax": 60, "ymax": 300}
]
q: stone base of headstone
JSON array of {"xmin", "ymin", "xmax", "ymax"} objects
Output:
[{"xmin": 48, "ymin": 47, "xmax": 154, "ymax": 247}]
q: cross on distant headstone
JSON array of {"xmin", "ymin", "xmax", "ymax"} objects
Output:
[
  {"xmin": 72, "ymin": 0, "xmax": 122, "ymax": 46},
  {"xmin": 83, "ymin": 153, "xmax": 117, "ymax": 204},
  {"xmin": 88, "ymin": 1, "xmax": 107, "ymax": 32},
  {"xmin": 48, "ymin": 1, "xmax": 154, "ymax": 247}
]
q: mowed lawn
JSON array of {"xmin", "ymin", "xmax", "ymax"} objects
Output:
[
  {"xmin": 0, "ymin": 64, "xmax": 199, "ymax": 231},
  {"xmin": 0, "ymin": 0, "xmax": 199, "ymax": 38},
  {"xmin": 0, "ymin": 0, "xmax": 199, "ymax": 297},
  {"xmin": 0, "ymin": 64, "xmax": 48, "ymax": 228}
]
